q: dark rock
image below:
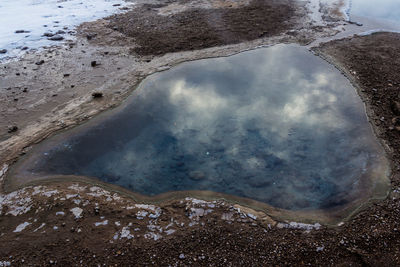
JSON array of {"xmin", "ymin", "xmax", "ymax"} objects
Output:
[
  {"xmin": 86, "ymin": 33, "xmax": 97, "ymax": 40},
  {"xmin": 43, "ymin": 32, "xmax": 54, "ymax": 37},
  {"xmin": 0, "ymin": 49, "xmax": 7, "ymax": 54},
  {"xmin": 91, "ymin": 60, "xmax": 98, "ymax": 67},
  {"xmin": 48, "ymin": 35, "xmax": 64, "ymax": 41},
  {"xmin": 21, "ymin": 47, "xmax": 28, "ymax": 50},
  {"xmin": 63, "ymin": 74, "xmax": 70, "ymax": 77},
  {"xmin": 113, "ymin": 4, "xmax": 121, "ymax": 6},
  {"xmin": 56, "ymin": 30, "xmax": 65, "ymax": 35},
  {"xmin": 8, "ymin": 125, "xmax": 18, "ymax": 133},
  {"xmin": 15, "ymin": 73, "xmax": 20, "ymax": 76},
  {"xmin": 92, "ymin": 92, "xmax": 103, "ymax": 98},
  {"xmin": 35, "ymin": 60, "xmax": 45, "ymax": 65},
  {"xmin": 23, "ymin": 88, "xmax": 28, "ymax": 92},
  {"xmin": 15, "ymin": 30, "xmax": 29, "ymax": 33},
  {"xmin": 391, "ymin": 100, "xmax": 400, "ymax": 115}
]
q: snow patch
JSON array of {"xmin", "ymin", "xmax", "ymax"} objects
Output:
[
  {"xmin": 70, "ymin": 207, "xmax": 83, "ymax": 219},
  {"xmin": 33, "ymin": 223, "xmax": 46, "ymax": 232},
  {"xmin": 94, "ymin": 220, "xmax": 108, "ymax": 226},
  {"xmin": 0, "ymin": 188, "xmax": 33, "ymax": 216},
  {"xmin": 13, "ymin": 222, "xmax": 31, "ymax": 232},
  {"xmin": 276, "ymin": 222, "xmax": 321, "ymax": 231},
  {"xmin": 114, "ymin": 226, "xmax": 134, "ymax": 240}
]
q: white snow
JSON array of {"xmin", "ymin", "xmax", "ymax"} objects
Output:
[
  {"xmin": 0, "ymin": 0, "xmax": 134, "ymax": 60},
  {"xmin": 70, "ymin": 207, "xmax": 83, "ymax": 218},
  {"xmin": 94, "ymin": 220, "xmax": 108, "ymax": 226},
  {"xmin": 276, "ymin": 222, "xmax": 321, "ymax": 231},
  {"xmin": 33, "ymin": 223, "xmax": 46, "ymax": 232},
  {"xmin": 56, "ymin": 211, "xmax": 65, "ymax": 216},
  {"xmin": 13, "ymin": 221, "xmax": 31, "ymax": 232},
  {"xmin": 144, "ymin": 232, "xmax": 162, "ymax": 241},
  {"xmin": 0, "ymin": 261, "xmax": 11, "ymax": 267},
  {"xmin": 0, "ymin": 188, "xmax": 33, "ymax": 216},
  {"xmin": 117, "ymin": 226, "xmax": 134, "ymax": 239},
  {"xmin": 42, "ymin": 190, "xmax": 58, "ymax": 197}
]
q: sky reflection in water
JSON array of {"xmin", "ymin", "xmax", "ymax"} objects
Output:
[
  {"xmin": 25, "ymin": 45, "xmax": 387, "ymax": 210},
  {"xmin": 350, "ymin": 0, "xmax": 400, "ymax": 28}
]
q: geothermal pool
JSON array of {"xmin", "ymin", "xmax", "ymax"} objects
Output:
[{"xmin": 11, "ymin": 44, "xmax": 389, "ymax": 211}]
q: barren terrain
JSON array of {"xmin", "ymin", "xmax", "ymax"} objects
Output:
[{"xmin": 2, "ymin": 0, "xmax": 400, "ymax": 266}]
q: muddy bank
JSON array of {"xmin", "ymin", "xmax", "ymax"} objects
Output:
[{"xmin": 106, "ymin": 0, "xmax": 301, "ymax": 55}]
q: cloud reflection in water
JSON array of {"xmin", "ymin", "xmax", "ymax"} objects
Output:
[{"xmin": 26, "ymin": 44, "xmax": 387, "ymax": 210}]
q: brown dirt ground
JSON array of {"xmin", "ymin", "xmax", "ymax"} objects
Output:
[
  {"xmin": 105, "ymin": 0, "xmax": 303, "ymax": 56},
  {"xmin": 1, "ymin": 32, "xmax": 400, "ymax": 266}
]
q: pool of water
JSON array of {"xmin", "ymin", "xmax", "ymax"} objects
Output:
[
  {"xmin": 12, "ymin": 44, "xmax": 389, "ymax": 211},
  {"xmin": 348, "ymin": 0, "xmax": 400, "ymax": 30}
]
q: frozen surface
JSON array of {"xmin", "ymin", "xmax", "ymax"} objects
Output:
[
  {"xmin": 16, "ymin": 44, "xmax": 389, "ymax": 211},
  {"xmin": 0, "ymin": 0, "xmax": 133, "ymax": 60}
]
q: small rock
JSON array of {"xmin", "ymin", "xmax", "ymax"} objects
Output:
[
  {"xmin": 0, "ymin": 49, "xmax": 7, "ymax": 54},
  {"xmin": 92, "ymin": 92, "xmax": 103, "ymax": 98},
  {"xmin": 8, "ymin": 125, "xmax": 18, "ymax": 133},
  {"xmin": 391, "ymin": 101, "xmax": 400, "ymax": 115},
  {"xmin": 48, "ymin": 35, "xmax": 64, "ymax": 41},
  {"xmin": 113, "ymin": 4, "xmax": 121, "ymax": 6},
  {"xmin": 15, "ymin": 30, "xmax": 29, "ymax": 33},
  {"xmin": 56, "ymin": 30, "xmax": 65, "ymax": 35},
  {"xmin": 43, "ymin": 32, "xmax": 54, "ymax": 37},
  {"xmin": 91, "ymin": 61, "xmax": 98, "ymax": 67},
  {"xmin": 86, "ymin": 33, "xmax": 97, "ymax": 40},
  {"xmin": 21, "ymin": 46, "xmax": 28, "ymax": 50},
  {"xmin": 63, "ymin": 74, "xmax": 70, "ymax": 77},
  {"xmin": 35, "ymin": 60, "xmax": 45, "ymax": 65}
]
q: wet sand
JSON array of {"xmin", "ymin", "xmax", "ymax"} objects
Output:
[{"xmin": 3, "ymin": 0, "xmax": 400, "ymax": 266}]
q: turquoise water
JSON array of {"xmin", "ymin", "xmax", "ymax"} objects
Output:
[{"xmin": 17, "ymin": 44, "xmax": 388, "ymax": 210}]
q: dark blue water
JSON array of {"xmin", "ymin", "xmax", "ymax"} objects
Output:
[{"xmin": 18, "ymin": 45, "xmax": 388, "ymax": 210}]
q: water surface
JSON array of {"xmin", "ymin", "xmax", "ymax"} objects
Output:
[
  {"xmin": 348, "ymin": 0, "xmax": 400, "ymax": 30},
  {"xmin": 13, "ymin": 45, "xmax": 389, "ymax": 211}
]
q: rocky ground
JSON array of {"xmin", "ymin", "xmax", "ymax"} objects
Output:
[{"xmin": 2, "ymin": 0, "xmax": 400, "ymax": 266}]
